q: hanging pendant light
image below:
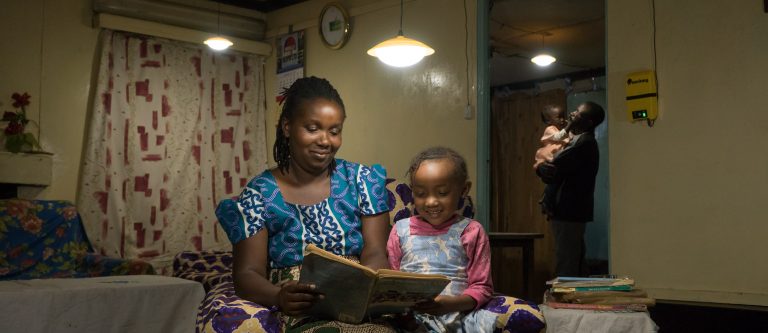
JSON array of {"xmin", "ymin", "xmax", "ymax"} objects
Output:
[
  {"xmin": 367, "ymin": 0, "xmax": 434, "ymax": 67},
  {"xmin": 205, "ymin": 3, "xmax": 233, "ymax": 51},
  {"xmin": 531, "ymin": 54, "xmax": 556, "ymax": 66},
  {"xmin": 205, "ymin": 37, "xmax": 233, "ymax": 51},
  {"xmin": 530, "ymin": 33, "xmax": 556, "ymax": 67}
]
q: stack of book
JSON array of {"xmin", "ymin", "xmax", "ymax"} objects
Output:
[{"xmin": 543, "ymin": 276, "xmax": 655, "ymax": 312}]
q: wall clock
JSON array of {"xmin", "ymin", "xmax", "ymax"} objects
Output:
[{"xmin": 319, "ymin": 3, "xmax": 351, "ymax": 49}]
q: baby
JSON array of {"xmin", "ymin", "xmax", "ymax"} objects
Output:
[{"xmin": 533, "ymin": 105, "xmax": 570, "ymax": 170}]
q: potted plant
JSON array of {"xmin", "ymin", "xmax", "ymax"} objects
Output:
[{"xmin": 1, "ymin": 92, "xmax": 43, "ymax": 153}]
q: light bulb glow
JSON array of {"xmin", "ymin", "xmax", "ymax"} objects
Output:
[
  {"xmin": 531, "ymin": 54, "xmax": 556, "ymax": 66},
  {"xmin": 204, "ymin": 37, "xmax": 233, "ymax": 51},
  {"xmin": 367, "ymin": 35, "xmax": 435, "ymax": 67}
]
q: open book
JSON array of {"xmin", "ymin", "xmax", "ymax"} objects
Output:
[{"xmin": 298, "ymin": 244, "xmax": 450, "ymax": 324}]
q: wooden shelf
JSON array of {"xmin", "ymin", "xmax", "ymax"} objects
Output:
[{"xmin": 0, "ymin": 151, "xmax": 53, "ymax": 186}]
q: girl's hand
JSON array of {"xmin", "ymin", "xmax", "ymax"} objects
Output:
[
  {"xmin": 277, "ymin": 281, "xmax": 324, "ymax": 316},
  {"xmin": 413, "ymin": 295, "xmax": 476, "ymax": 316}
]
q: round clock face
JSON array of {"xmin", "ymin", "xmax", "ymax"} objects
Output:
[{"xmin": 319, "ymin": 3, "xmax": 350, "ymax": 49}]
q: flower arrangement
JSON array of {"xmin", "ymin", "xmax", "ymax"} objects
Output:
[{"xmin": 2, "ymin": 92, "xmax": 42, "ymax": 153}]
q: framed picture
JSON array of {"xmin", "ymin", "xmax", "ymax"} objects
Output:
[
  {"xmin": 276, "ymin": 30, "xmax": 305, "ymax": 102},
  {"xmin": 276, "ymin": 30, "xmax": 305, "ymax": 74}
]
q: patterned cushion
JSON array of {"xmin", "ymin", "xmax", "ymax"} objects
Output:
[
  {"xmin": 173, "ymin": 250, "xmax": 233, "ymax": 292},
  {"xmin": 0, "ymin": 199, "xmax": 154, "ymax": 280},
  {"xmin": 385, "ymin": 178, "xmax": 475, "ymax": 224}
]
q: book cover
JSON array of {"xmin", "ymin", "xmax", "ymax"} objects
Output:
[
  {"xmin": 298, "ymin": 244, "xmax": 450, "ymax": 324},
  {"xmin": 545, "ymin": 301, "xmax": 648, "ymax": 312},
  {"xmin": 560, "ymin": 289, "xmax": 648, "ymax": 302},
  {"xmin": 547, "ymin": 276, "xmax": 635, "ymax": 288},
  {"xmin": 551, "ymin": 285, "xmax": 633, "ymax": 293}
]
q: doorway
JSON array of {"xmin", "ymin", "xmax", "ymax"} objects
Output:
[{"xmin": 484, "ymin": 0, "xmax": 607, "ymax": 300}]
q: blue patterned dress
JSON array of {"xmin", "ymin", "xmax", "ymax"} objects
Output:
[
  {"xmin": 210, "ymin": 159, "xmax": 395, "ymax": 332},
  {"xmin": 217, "ymin": 159, "xmax": 391, "ymax": 269}
]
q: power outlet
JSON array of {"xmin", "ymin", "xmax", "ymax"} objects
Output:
[{"xmin": 463, "ymin": 104, "xmax": 473, "ymax": 120}]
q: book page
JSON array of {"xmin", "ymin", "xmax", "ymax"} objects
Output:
[
  {"xmin": 304, "ymin": 244, "xmax": 377, "ymax": 275},
  {"xmin": 365, "ymin": 274, "xmax": 450, "ymax": 318}
]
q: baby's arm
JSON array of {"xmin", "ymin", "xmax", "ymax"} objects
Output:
[{"xmin": 541, "ymin": 126, "xmax": 568, "ymax": 143}]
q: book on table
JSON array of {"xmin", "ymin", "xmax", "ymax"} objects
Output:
[
  {"xmin": 545, "ymin": 301, "xmax": 648, "ymax": 312},
  {"xmin": 551, "ymin": 285, "xmax": 633, "ymax": 293},
  {"xmin": 298, "ymin": 244, "xmax": 450, "ymax": 324},
  {"xmin": 546, "ymin": 276, "xmax": 635, "ymax": 288}
]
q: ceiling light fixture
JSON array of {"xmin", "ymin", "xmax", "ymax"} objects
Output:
[
  {"xmin": 531, "ymin": 33, "xmax": 556, "ymax": 67},
  {"xmin": 204, "ymin": 3, "xmax": 233, "ymax": 51},
  {"xmin": 367, "ymin": 0, "xmax": 434, "ymax": 67},
  {"xmin": 531, "ymin": 54, "xmax": 556, "ymax": 66}
]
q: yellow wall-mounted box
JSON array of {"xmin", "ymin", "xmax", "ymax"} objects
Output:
[{"xmin": 625, "ymin": 71, "xmax": 658, "ymax": 121}]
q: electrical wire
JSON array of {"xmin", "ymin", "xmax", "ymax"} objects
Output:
[
  {"xmin": 464, "ymin": 0, "xmax": 469, "ymax": 107},
  {"xmin": 648, "ymin": 0, "xmax": 657, "ymax": 127},
  {"xmin": 399, "ymin": 0, "xmax": 404, "ymax": 35}
]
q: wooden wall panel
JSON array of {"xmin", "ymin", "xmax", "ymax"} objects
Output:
[{"xmin": 490, "ymin": 90, "xmax": 566, "ymax": 301}]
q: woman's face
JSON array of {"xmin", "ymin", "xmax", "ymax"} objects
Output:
[{"xmin": 282, "ymin": 98, "xmax": 344, "ymax": 175}]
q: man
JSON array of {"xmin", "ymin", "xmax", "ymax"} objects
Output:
[{"xmin": 536, "ymin": 101, "xmax": 605, "ymax": 277}]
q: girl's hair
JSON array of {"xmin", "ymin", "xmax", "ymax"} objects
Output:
[
  {"xmin": 273, "ymin": 76, "xmax": 346, "ymax": 175},
  {"xmin": 406, "ymin": 146, "xmax": 468, "ymax": 184}
]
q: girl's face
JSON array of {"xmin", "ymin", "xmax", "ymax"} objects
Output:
[
  {"xmin": 282, "ymin": 98, "xmax": 344, "ymax": 175},
  {"xmin": 410, "ymin": 159, "xmax": 471, "ymax": 226}
]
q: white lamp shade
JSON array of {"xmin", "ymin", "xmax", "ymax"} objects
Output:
[
  {"xmin": 531, "ymin": 53, "xmax": 556, "ymax": 67},
  {"xmin": 367, "ymin": 35, "xmax": 435, "ymax": 67},
  {"xmin": 204, "ymin": 36, "xmax": 233, "ymax": 51}
]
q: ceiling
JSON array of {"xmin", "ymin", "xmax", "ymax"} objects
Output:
[
  {"xmin": 214, "ymin": 0, "xmax": 307, "ymax": 13},
  {"xmin": 490, "ymin": 0, "xmax": 605, "ymax": 87},
  {"xmin": 216, "ymin": 0, "xmax": 605, "ymax": 88}
]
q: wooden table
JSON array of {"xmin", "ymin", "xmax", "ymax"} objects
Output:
[{"xmin": 488, "ymin": 232, "xmax": 544, "ymax": 300}]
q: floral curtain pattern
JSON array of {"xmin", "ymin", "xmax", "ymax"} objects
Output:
[{"xmin": 78, "ymin": 30, "xmax": 267, "ymax": 273}]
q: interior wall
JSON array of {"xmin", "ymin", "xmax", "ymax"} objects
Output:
[
  {"xmin": 0, "ymin": 0, "xmax": 98, "ymax": 202},
  {"xmin": 264, "ymin": 0, "xmax": 478, "ymax": 193},
  {"xmin": 608, "ymin": 1, "xmax": 768, "ymax": 306},
  {"xmin": 1, "ymin": 0, "xmax": 477, "ymax": 203}
]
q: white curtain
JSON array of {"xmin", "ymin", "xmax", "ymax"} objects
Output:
[{"xmin": 78, "ymin": 30, "xmax": 267, "ymax": 273}]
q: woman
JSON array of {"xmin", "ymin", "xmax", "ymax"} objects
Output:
[{"xmin": 212, "ymin": 76, "xmax": 393, "ymax": 332}]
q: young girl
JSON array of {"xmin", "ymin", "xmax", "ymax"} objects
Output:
[
  {"xmin": 387, "ymin": 147, "xmax": 545, "ymax": 332},
  {"xmin": 533, "ymin": 104, "xmax": 570, "ymax": 170}
]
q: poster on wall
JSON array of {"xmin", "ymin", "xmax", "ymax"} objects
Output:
[{"xmin": 276, "ymin": 30, "xmax": 305, "ymax": 103}]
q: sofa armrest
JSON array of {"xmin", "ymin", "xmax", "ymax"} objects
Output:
[{"xmin": 80, "ymin": 253, "xmax": 155, "ymax": 276}]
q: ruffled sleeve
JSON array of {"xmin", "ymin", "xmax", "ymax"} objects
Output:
[
  {"xmin": 215, "ymin": 181, "xmax": 266, "ymax": 245},
  {"xmin": 354, "ymin": 163, "xmax": 393, "ymax": 216}
]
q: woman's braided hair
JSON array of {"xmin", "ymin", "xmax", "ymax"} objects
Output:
[
  {"xmin": 406, "ymin": 146, "xmax": 468, "ymax": 184},
  {"xmin": 274, "ymin": 76, "xmax": 346, "ymax": 175}
]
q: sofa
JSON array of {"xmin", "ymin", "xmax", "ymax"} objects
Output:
[
  {"xmin": 0, "ymin": 199, "xmax": 206, "ymax": 333},
  {"xmin": 0, "ymin": 199, "xmax": 154, "ymax": 280},
  {"xmin": 173, "ymin": 180, "xmax": 545, "ymax": 333}
]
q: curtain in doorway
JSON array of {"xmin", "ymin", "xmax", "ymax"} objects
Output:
[
  {"xmin": 490, "ymin": 89, "xmax": 565, "ymax": 299},
  {"xmin": 78, "ymin": 30, "xmax": 267, "ymax": 273}
]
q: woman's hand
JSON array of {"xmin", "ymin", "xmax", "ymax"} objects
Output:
[
  {"xmin": 413, "ymin": 295, "xmax": 476, "ymax": 316},
  {"xmin": 277, "ymin": 281, "xmax": 324, "ymax": 316}
]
